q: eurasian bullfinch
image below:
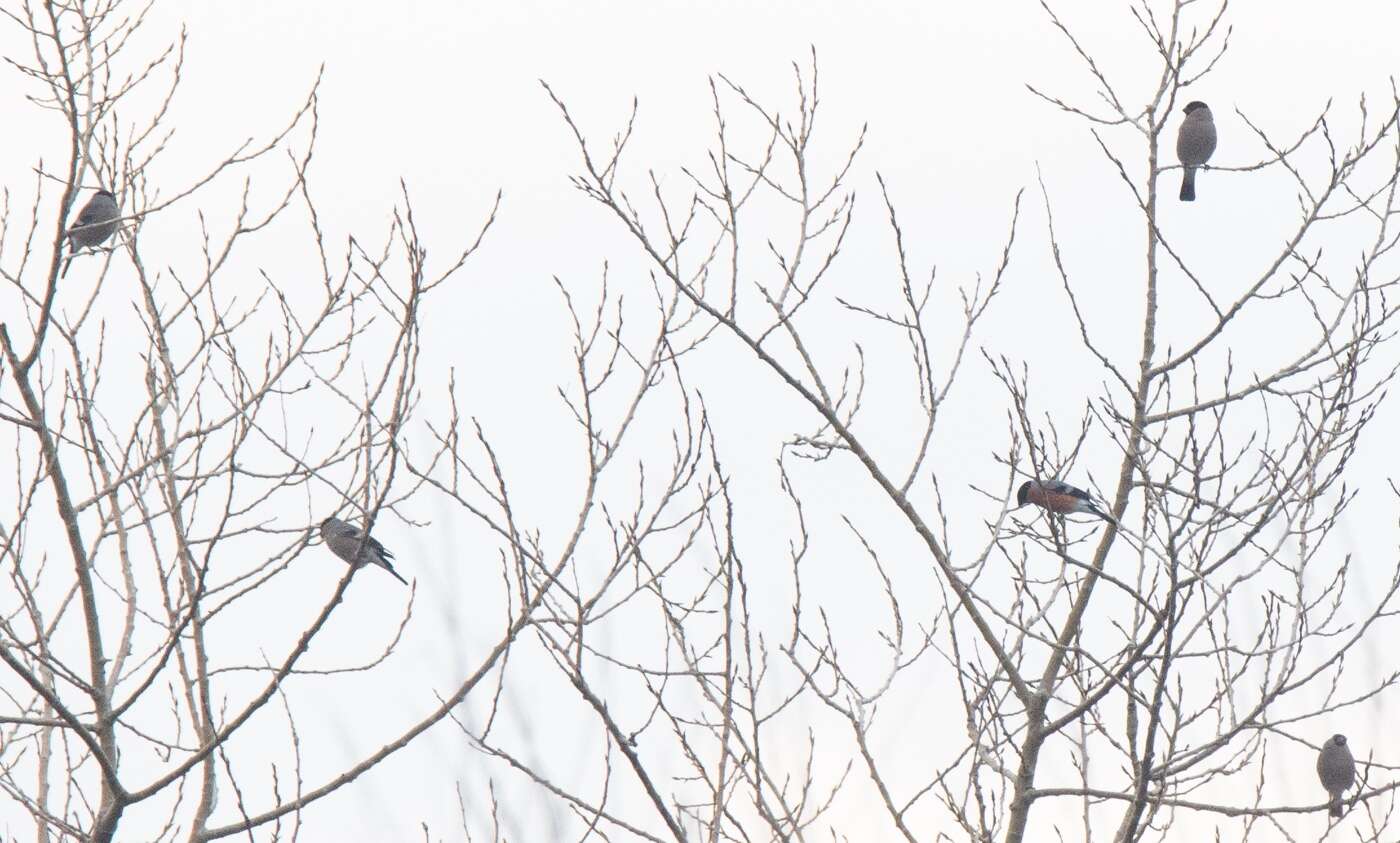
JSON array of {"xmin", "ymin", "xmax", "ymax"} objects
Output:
[
  {"xmin": 1176, "ymin": 101, "xmax": 1217, "ymax": 202},
  {"xmin": 1016, "ymin": 479, "xmax": 1115, "ymax": 525},
  {"xmin": 1317, "ymin": 734, "xmax": 1356, "ymax": 818},
  {"xmin": 319, "ymin": 516, "xmax": 409, "ymax": 585},
  {"xmin": 62, "ymin": 189, "xmax": 120, "ymax": 276}
]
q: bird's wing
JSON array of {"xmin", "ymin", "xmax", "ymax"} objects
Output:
[
  {"xmin": 367, "ymin": 535, "xmax": 394, "ymax": 561},
  {"xmin": 336, "ymin": 523, "xmax": 394, "ymax": 560},
  {"xmin": 75, "ymin": 201, "xmax": 108, "ymax": 226},
  {"xmin": 1044, "ymin": 480, "xmax": 1092, "ymax": 501}
]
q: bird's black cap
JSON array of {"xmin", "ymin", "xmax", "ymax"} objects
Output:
[
  {"xmin": 1016, "ymin": 481, "xmax": 1032, "ymax": 507},
  {"xmin": 1183, "ymin": 101, "xmax": 1209, "ymax": 114}
]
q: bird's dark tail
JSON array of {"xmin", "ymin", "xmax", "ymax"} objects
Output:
[
  {"xmin": 1180, "ymin": 168, "xmax": 1197, "ymax": 201},
  {"xmin": 382, "ymin": 562, "xmax": 408, "ymax": 586},
  {"xmin": 1330, "ymin": 797, "xmax": 1344, "ymax": 818},
  {"xmin": 1091, "ymin": 504, "xmax": 1117, "ymax": 526}
]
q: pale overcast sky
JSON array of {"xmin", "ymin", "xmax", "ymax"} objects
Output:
[{"xmin": 5, "ymin": 1, "xmax": 1400, "ymax": 840}]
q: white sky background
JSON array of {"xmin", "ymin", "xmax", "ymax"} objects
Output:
[{"xmin": 5, "ymin": 0, "xmax": 1400, "ymax": 840}]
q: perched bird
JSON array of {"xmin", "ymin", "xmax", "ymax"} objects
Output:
[
  {"xmin": 62, "ymin": 189, "xmax": 120, "ymax": 276},
  {"xmin": 67, "ymin": 189, "xmax": 120, "ymax": 250},
  {"xmin": 319, "ymin": 516, "xmax": 408, "ymax": 585},
  {"xmin": 1176, "ymin": 101, "xmax": 1217, "ymax": 201},
  {"xmin": 1016, "ymin": 479, "xmax": 1115, "ymax": 524},
  {"xmin": 1317, "ymin": 733, "xmax": 1356, "ymax": 818}
]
